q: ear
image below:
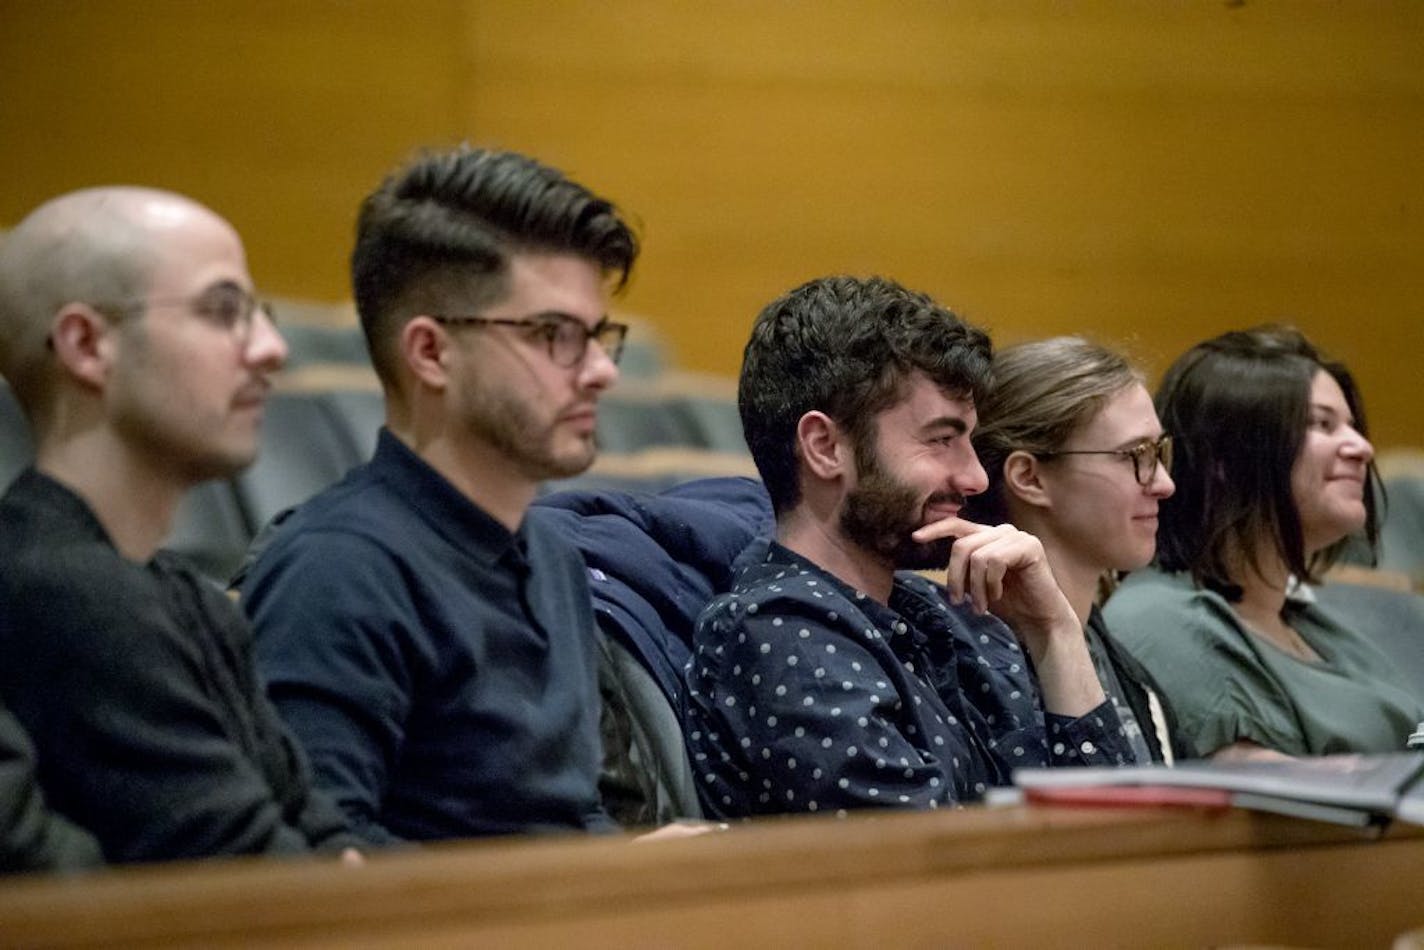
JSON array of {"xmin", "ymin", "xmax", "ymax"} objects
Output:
[
  {"xmin": 796, "ymin": 410, "xmax": 851, "ymax": 482},
  {"xmin": 48, "ymin": 304, "xmax": 115, "ymax": 391},
  {"xmin": 399, "ymin": 315, "xmax": 450, "ymax": 391},
  {"xmin": 1003, "ymin": 450, "xmax": 1053, "ymax": 510}
]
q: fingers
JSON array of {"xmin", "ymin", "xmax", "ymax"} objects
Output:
[
  {"xmin": 942, "ymin": 522, "xmax": 1042, "ymax": 614},
  {"xmin": 910, "ymin": 515, "xmax": 985, "ymax": 544}
]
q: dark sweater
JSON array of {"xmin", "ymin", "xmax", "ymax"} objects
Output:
[
  {"xmin": 0, "ymin": 701, "xmax": 102, "ymax": 874},
  {"xmin": 0, "ymin": 469, "xmax": 358, "ymax": 864}
]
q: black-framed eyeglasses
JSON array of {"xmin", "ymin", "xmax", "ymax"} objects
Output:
[
  {"xmin": 1037, "ymin": 434, "xmax": 1173, "ymax": 487},
  {"xmin": 93, "ymin": 283, "xmax": 275, "ymax": 348},
  {"xmin": 431, "ymin": 311, "xmax": 627, "ymax": 368}
]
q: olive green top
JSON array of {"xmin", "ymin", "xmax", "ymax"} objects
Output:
[{"xmin": 1103, "ymin": 569, "xmax": 1423, "ymax": 758}]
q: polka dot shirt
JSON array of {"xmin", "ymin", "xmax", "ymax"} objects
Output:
[{"xmin": 684, "ymin": 539, "xmax": 1130, "ymax": 819}]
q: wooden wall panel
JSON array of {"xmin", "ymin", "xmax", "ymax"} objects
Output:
[
  {"xmin": 462, "ymin": 1, "xmax": 1424, "ymax": 447},
  {"xmin": 1, "ymin": 2, "xmax": 1420, "ymax": 444},
  {"xmin": 0, "ymin": 0, "xmax": 467, "ymax": 301}
]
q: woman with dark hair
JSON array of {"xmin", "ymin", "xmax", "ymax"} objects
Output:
[
  {"xmin": 972, "ymin": 337, "xmax": 1187, "ymax": 764},
  {"xmin": 1104, "ymin": 325, "xmax": 1423, "ymax": 759}
]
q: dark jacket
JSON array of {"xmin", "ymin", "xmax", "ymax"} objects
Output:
[
  {"xmin": 533, "ymin": 476, "xmax": 775, "ymax": 823},
  {"xmin": 534, "ymin": 476, "xmax": 775, "ymax": 711},
  {"xmin": 1088, "ymin": 607, "xmax": 1195, "ymax": 763}
]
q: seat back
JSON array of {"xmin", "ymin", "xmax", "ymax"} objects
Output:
[
  {"xmin": 232, "ymin": 390, "xmax": 365, "ymax": 532},
  {"xmin": 0, "ymin": 382, "xmax": 35, "ymax": 493}
]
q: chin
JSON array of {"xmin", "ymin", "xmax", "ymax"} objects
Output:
[
  {"xmin": 540, "ymin": 451, "xmax": 597, "ymax": 481},
  {"xmin": 182, "ymin": 450, "xmax": 256, "ymax": 485}
]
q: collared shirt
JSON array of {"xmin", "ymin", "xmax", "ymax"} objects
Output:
[
  {"xmin": 0, "ymin": 469, "xmax": 356, "ymax": 863},
  {"xmin": 241, "ymin": 429, "xmax": 612, "ymax": 842},
  {"xmin": 684, "ymin": 539, "xmax": 1130, "ymax": 818}
]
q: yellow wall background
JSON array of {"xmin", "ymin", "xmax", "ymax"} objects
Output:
[{"xmin": 2, "ymin": 1, "xmax": 1420, "ymax": 446}]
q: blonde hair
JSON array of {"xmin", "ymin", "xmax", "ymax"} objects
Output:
[{"xmin": 969, "ymin": 336, "xmax": 1140, "ymax": 524}]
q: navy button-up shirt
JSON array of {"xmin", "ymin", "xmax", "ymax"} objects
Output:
[
  {"xmin": 242, "ymin": 430, "xmax": 612, "ymax": 843},
  {"xmin": 684, "ymin": 539, "xmax": 1129, "ymax": 818}
]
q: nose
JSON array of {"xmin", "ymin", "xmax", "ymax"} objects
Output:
[
  {"xmin": 578, "ymin": 338, "xmax": 620, "ymax": 392},
  {"xmin": 244, "ymin": 306, "xmax": 288, "ymax": 373},
  {"xmin": 1340, "ymin": 424, "xmax": 1374, "ymax": 463},
  {"xmin": 1147, "ymin": 459, "xmax": 1175, "ymax": 499},
  {"xmin": 957, "ymin": 445, "xmax": 990, "ymax": 497}
]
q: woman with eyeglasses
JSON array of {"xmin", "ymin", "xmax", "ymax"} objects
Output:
[
  {"xmin": 970, "ymin": 337, "xmax": 1187, "ymax": 764},
  {"xmin": 1103, "ymin": 325, "xmax": 1424, "ymax": 759}
]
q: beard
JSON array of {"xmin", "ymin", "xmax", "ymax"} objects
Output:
[
  {"xmin": 457, "ymin": 378, "xmax": 596, "ymax": 481},
  {"xmin": 839, "ymin": 442, "xmax": 961, "ymax": 571}
]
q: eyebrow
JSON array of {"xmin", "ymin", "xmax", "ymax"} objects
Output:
[
  {"xmin": 921, "ymin": 415, "xmax": 970, "ymax": 437},
  {"xmin": 1309, "ymin": 403, "xmax": 1354, "ymax": 424},
  {"xmin": 199, "ymin": 279, "xmax": 249, "ymax": 296},
  {"xmin": 524, "ymin": 310, "xmax": 608, "ymax": 327}
]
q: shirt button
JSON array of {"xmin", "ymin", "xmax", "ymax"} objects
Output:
[{"xmin": 1080, "ymin": 741, "xmax": 1096, "ymax": 755}]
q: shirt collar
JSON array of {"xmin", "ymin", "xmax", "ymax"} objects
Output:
[
  {"xmin": 368, "ymin": 428, "xmax": 522, "ymax": 567},
  {"xmin": 747, "ymin": 538, "xmax": 930, "ymax": 648}
]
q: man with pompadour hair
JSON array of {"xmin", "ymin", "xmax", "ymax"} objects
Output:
[
  {"xmin": 685, "ymin": 275, "xmax": 1130, "ymax": 819},
  {"xmin": 240, "ymin": 146, "xmax": 642, "ymax": 841}
]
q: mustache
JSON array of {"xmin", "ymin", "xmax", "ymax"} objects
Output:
[
  {"xmin": 233, "ymin": 377, "xmax": 272, "ymax": 404},
  {"xmin": 925, "ymin": 491, "xmax": 966, "ymax": 509}
]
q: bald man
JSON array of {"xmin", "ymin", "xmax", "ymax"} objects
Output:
[{"xmin": 0, "ymin": 188, "xmax": 361, "ymax": 864}]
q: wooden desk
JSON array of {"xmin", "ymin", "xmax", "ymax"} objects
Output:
[{"xmin": 0, "ymin": 804, "xmax": 1419, "ymax": 948}]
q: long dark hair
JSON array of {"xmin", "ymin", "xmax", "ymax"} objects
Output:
[{"xmin": 1154, "ymin": 325, "xmax": 1381, "ymax": 599}]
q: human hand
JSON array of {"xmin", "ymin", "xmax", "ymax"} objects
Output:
[
  {"xmin": 911, "ymin": 517, "xmax": 1076, "ymax": 645},
  {"xmin": 1210, "ymin": 741, "xmax": 1296, "ymax": 763},
  {"xmin": 632, "ymin": 820, "xmax": 730, "ymax": 844}
]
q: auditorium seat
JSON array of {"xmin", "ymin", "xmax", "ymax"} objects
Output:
[
  {"xmin": 1378, "ymin": 473, "xmax": 1424, "ymax": 585},
  {"xmin": 615, "ymin": 317, "xmax": 669, "ymax": 380},
  {"xmin": 276, "ymin": 322, "xmax": 371, "ymax": 370},
  {"xmin": 543, "ymin": 447, "xmax": 758, "ymax": 495},
  {"xmin": 0, "ymin": 381, "xmax": 34, "ymax": 492},
  {"xmin": 594, "ymin": 396, "xmax": 704, "ymax": 454},
  {"xmin": 318, "ymin": 387, "xmax": 385, "ymax": 461},
  {"xmin": 1339, "ymin": 451, "xmax": 1424, "ymax": 588},
  {"xmin": 164, "ymin": 480, "xmax": 254, "ymax": 583},
  {"xmin": 657, "ymin": 372, "xmax": 745, "ymax": 453},
  {"xmin": 1315, "ymin": 580, "xmax": 1424, "ymax": 696},
  {"xmin": 232, "ymin": 391, "xmax": 365, "ymax": 534}
]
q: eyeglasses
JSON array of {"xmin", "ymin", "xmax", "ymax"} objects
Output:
[
  {"xmin": 431, "ymin": 311, "xmax": 628, "ymax": 368},
  {"xmin": 95, "ymin": 283, "xmax": 275, "ymax": 348},
  {"xmin": 1037, "ymin": 434, "xmax": 1173, "ymax": 487}
]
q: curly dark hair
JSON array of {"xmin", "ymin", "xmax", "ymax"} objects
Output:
[{"xmin": 739, "ymin": 275, "xmax": 992, "ymax": 516}]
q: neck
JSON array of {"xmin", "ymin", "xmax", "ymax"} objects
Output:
[
  {"xmin": 1008, "ymin": 507, "xmax": 1098, "ymax": 627},
  {"xmin": 1229, "ymin": 547, "xmax": 1291, "ymax": 632},
  {"xmin": 387, "ymin": 420, "xmax": 536, "ymax": 533},
  {"xmin": 777, "ymin": 505, "xmax": 895, "ymax": 604},
  {"xmin": 35, "ymin": 431, "xmax": 186, "ymax": 563},
  {"xmin": 1035, "ymin": 536, "xmax": 1100, "ymax": 628}
]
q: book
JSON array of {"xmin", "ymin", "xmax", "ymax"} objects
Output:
[{"xmin": 1012, "ymin": 752, "xmax": 1424, "ymax": 828}]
